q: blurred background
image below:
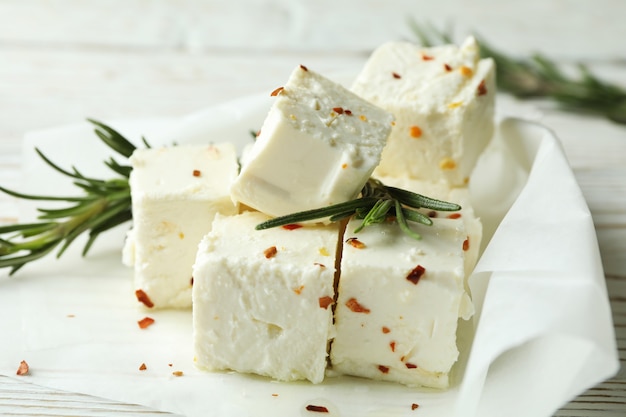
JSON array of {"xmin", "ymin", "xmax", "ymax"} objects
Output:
[{"xmin": 1, "ymin": 0, "xmax": 625, "ymax": 143}]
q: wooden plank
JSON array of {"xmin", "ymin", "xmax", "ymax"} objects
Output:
[{"xmin": 0, "ymin": 375, "xmax": 177, "ymax": 416}]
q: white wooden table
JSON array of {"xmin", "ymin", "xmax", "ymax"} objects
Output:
[{"xmin": 0, "ymin": 1, "xmax": 624, "ymax": 415}]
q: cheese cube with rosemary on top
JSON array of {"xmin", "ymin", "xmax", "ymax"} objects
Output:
[
  {"xmin": 230, "ymin": 65, "xmax": 394, "ymax": 217},
  {"xmin": 123, "ymin": 144, "xmax": 239, "ymax": 309},
  {"xmin": 376, "ymin": 175, "xmax": 483, "ymax": 278},
  {"xmin": 330, "ymin": 213, "xmax": 473, "ymax": 389},
  {"xmin": 351, "ymin": 37, "xmax": 495, "ymax": 186},
  {"xmin": 192, "ymin": 211, "xmax": 339, "ymax": 384}
]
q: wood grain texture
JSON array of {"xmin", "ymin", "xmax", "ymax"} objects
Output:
[
  {"xmin": 0, "ymin": 375, "xmax": 179, "ymax": 416},
  {"xmin": 0, "ymin": 0, "xmax": 624, "ymax": 415}
]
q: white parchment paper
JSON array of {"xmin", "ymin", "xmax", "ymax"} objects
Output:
[{"xmin": 0, "ymin": 95, "xmax": 619, "ymax": 417}]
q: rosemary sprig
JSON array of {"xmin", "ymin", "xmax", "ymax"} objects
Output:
[
  {"xmin": 408, "ymin": 19, "xmax": 626, "ymax": 124},
  {"xmin": 255, "ymin": 178, "xmax": 461, "ymax": 239},
  {"xmin": 0, "ymin": 120, "xmax": 137, "ymax": 275}
]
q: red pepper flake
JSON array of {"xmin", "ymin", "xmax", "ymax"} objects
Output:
[
  {"xmin": 444, "ymin": 63, "xmax": 452, "ymax": 72},
  {"xmin": 192, "ymin": 169, "xmax": 201, "ymax": 177},
  {"xmin": 270, "ymin": 86, "xmax": 284, "ymax": 96},
  {"xmin": 477, "ymin": 79, "xmax": 488, "ymax": 96},
  {"xmin": 264, "ymin": 246, "xmax": 278, "ymax": 259},
  {"xmin": 16, "ymin": 360, "xmax": 29, "ymax": 376},
  {"xmin": 409, "ymin": 125, "xmax": 422, "ymax": 138},
  {"xmin": 305, "ymin": 404, "xmax": 329, "ymax": 413},
  {"xmin": 332, "ymin": 106, "xmax": 344, "ymax": 114},
  {"xmin": 421, "ymin": 53, "xmax": 434, "ymax": 61},
  {"xmin": 390, "ymin": 341, "xmax": 396, "ymax": 352},
  {"xmin": 463, "ymin": 237, "xmax": 470, "ymax": 251},
  {"xmin": 412, "ymin": 403, "xmax": 420, "ymax": 410},
  {"xmin": 382, "ymin": 326, "xmax": 390, "ymax": 334},
  {"xmin": 300, "ymin": 64, "xmax": 309, "ymax": 72},
  {"xmin": 135, "ymin": 289, "xmax": 154, "ymax": 308},
  {"xmin": 344, "ymin": 109, "xmax": 353, "ymax": 116},
  {"xmin": 392, "ymin": 72, "xmax": 402, "ymax": 79},
  {"xmin": 406, "ymin": 265, "xmax": 426, "ymax": 285},
  {"xmin": 139, "ymin": 363, "xmax": 147, "ymax": 371},
  {"xmin": 282, "ymin": 223, "xmax": 303, "ymax": 230},
  {"xmin": 405, "ymin": 362, "xmax": 418, "ymax": 369},
  {"xmin": 346, "ymin": 237, "xmax": 366, "ymax": 249},
  {"xmin": 319, "ymin": 296, "xmax": 334, "ymax": 310},
  {"xmin": 346, "ymin": 297, "xmax": 370, "ymax": 313},
  {"xmin": 172, "ymin": 371, "xmax": 184, "ymax": 377},
  {"xmin": 427, "ymin": 210, "xmax": 437, "ymax": 218},
  {"xmin": 138, "ymin": 316, "xmax": 155, "ymax": 329},
  {"xmin": 447, "ymin": 213, "xmax": 462, "ymax": 219},
  {"xmin": 168, "ymin": 363, "xmax": 173, "ymax": 367},
  {"xmin": 314, "ymin": 263, "xmax": 326, "ymax": 268},
  {"xmin": 190, "ymin": 277, "xmax": 194, "ymax": 286},
  {"xmin": 378, "ymin": 365, "xmax": 390, "ymax": 374}
]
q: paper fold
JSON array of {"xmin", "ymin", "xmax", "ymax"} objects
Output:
[{"xmin": 456, "ymin": 119, "xmax": 619, "ymax": 417}]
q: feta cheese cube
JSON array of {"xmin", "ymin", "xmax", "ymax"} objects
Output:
[
  {"xmin": 124, "ymin": 144, "xmax": 239, "ymax": 309},
  {"xmin": 192, "ymin": 211, "xmax": 339, "ymax": 383},
  {"xmin": 330, "ymin": 214, "xmax": 473, "ymax": 389},
  {"xmin": 230, "ymin": 65, "xmax": 394, "ymax": 217},
  {"xmin": 351, "ymin": 37, "xmax": 495, "ymax": 186}
]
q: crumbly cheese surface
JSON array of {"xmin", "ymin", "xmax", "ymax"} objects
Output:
[
  {"xmin": 230, "ymin": 65, "xmax": 394, "ymax": 217},
  {"xmin": 330, "ymin": 215, "xmax": 473, "ymax": 389},
  {"xmin": 124, "ymin": 144, "xmax": 239, "ymax": 309},
  {"xmin": 192, "ymin": 211, "xmax": 339, "ymax": 383},
  {"xmin": 351, "ymin": 37, "xmax": 495, "ymax": 186}
]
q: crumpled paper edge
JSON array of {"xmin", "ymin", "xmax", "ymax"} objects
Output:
[{"xmin": 456, "ymin": 118, "xmax": 619, "ymax": 417}]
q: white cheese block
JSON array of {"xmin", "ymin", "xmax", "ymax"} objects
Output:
[
  {"xmin": 376, "ymin": 176, "xmax": 482, "ymax": 277},
  {"xmin": 124, "ymin": 144, "xmax": 239, "ymax": 309},
  {"xmin": 192, "ymin": 211, "xmax": 339, "ymax": 383},
  {"xmin": 230, "ymin": 65, "xmax": 394, "ymax": 217},
  {"xmin": 330, "ymin": 214, "xmax": 473, "ymax": 389},
  {"xmin": 351, "ymin": 37, "xmax": 495, "ymax": 186}
]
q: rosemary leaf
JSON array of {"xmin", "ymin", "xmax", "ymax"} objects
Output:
[
  {"xmin": 353, "ymin": 199, "xmax": 393, "ymax": 233},
  {"xmin": 386, "ymin": 186, "xmax": 461, "ymax": 211},
  {"xmin": 105, "ymin": 158, "xmax": 132, "ymax": 178},
  {"xmin": 0, "ymin": 222, "xmax": 55, "ymax": 234},
  {"xmin": 255, "ymin": 197, "xmax": 380, "ymax": 230},
  {"xmin": 37, "ymin": 203, "xmax": 98, "ymax": 219},
  {"xmin": 0, "ymin": 185, "xmax": 91, "ymax": 202},
  {"xmin": 87, "ymin": 119, "xmax": 137, "ymax": 158},
  {"xmin": 400, "ymin": 207, "xmax": 434, "ymax": 226},
  {"xmin": 394, "ymin": 200, "xmax": 422, "ymax": 240}
]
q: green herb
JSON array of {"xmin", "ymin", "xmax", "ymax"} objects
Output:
[
  {"xmin": 408, "ymin": 19, "xmax": 626, "ymax": 124},
  {"xmin": 0, "ymin": 120, "xmax": 137, "ymax": 275},
  {"xmin": 255, "ymin": 178, "xmax": 461, "ymax": 239}
]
